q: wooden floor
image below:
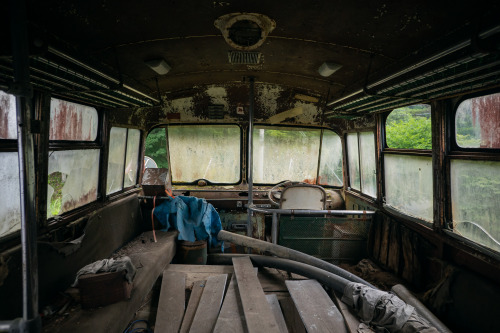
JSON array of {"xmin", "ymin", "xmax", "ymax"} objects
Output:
[{"xmin": 151, "ymin": 257, "xmax": 365, "ymax": 333}]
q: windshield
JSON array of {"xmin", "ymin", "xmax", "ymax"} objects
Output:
[
  {"xmin": 253, "ymin": 126, "xmax": 343, "ymax": 186},
  {"xmin": 167, "ymin": 124, "xmax": 241, "ymax": 183}
]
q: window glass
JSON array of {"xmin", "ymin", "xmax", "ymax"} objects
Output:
[
  {"xmin": 0, "ymin": 152, "xmax": 21, "ymax": 237},
  {"xmin": 450, "ymin": 160, "xmax": 500, "ymax": 252},
  {"xmin": 48, "ymin": 150, "xmax": 100, "ymax": 217},
  {"xmin": 359, "ymin": 132, "xmax": 377, "ymax": 198},
  {"xmin": 253, "ymin": 127, "xmax": 320, "ymax": 184},
  {"xmin": 386, "ymin": 104, "xmax": 432, "ymax": 149},
  {"xmin": 145, "ymin": 127, "xmax": 169, "ymax": 168},
  {"xmin": 49, "ymin": 98, "xmax": 98, "ymax": 141},
  {"xmin": 318, "ymin": 130, "xmax": 343, "ymax": 186},
  {"xmin": 0, "ymin": 90, "xmax": 17, "ymax": 139},
  {"xmin": 384, "ymin": 154, "xmax": 433, "ymax": 222},
  {"xmin": 455, "ymin": 92, "xmax": 500, "ymax": 148},
  {"xmin": 347, "ymin": 133, "xmax": 360, "ymax": 190},
  {"xmin": 123, "ymin": 129, "xmax": 141, "ymax": 188},
  {"xmin": 106, "ymin": 127, "xmax": 127, "ymax": 194},
  {"xmin": 168, "ymin": 125, "xmax": 240, "ymax": 183}
]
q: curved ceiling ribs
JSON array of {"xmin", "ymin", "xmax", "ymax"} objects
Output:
[{"xmin": 0, "ymin": 1, "xmax": 499, "ymax": 120}]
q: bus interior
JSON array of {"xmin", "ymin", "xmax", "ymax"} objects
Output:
[{"xmin": 1, "ymin": 1, "xmax": 500, "ymax": 332}]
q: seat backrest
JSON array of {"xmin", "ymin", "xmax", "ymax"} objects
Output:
[{"xmin": 280, "ymin": 184, "xmax": 326, "ymax": 210}]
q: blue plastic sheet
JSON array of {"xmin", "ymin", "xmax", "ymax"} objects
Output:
[{"xmin": 153, "ymin": 196, "xmax": 222, "ymax": 248}]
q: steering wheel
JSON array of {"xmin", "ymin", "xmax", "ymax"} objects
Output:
[{"xmin": 267, "ymin": 180, "xmax": 295, "ymax": 206}]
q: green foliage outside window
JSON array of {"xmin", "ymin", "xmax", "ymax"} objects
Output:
[
  {"xmin": 145, "ymin": 128, "xmax": 169, "ymax": 168},
  {"xmin": 386, "ymin": 104, "xmax": 432, "ymax": 149}
]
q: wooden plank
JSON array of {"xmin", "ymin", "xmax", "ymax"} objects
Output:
[
  {"xmin": 372, "ymin": 216, "xmax": 382, "ymax": 261},
  {"xmin": 379, "ymin": 216, "xmax": 390, "ymax": 266},
  {"xmin": 232, "ymin": 257, "xmax": 281, "ymax": 333},
  {"xmin": 286, "ymin": 279, "xmax": 348, "ymax": 333},
  {"xmin": 279, "ymin": 297, "xmax": 306, "ymax": 333},
  {"xmin": 166, "ymin": 264, "xmax": 234, "ymax": 289},
  {"xmin": 213, "ymin": 274, "xmax": 246, "ymax": 333},
  {"xmin": 258, "ymin": 267, "xmax": 288, "ymax": 292},
  {"xmin": 331, "ymin": 291, "xmax": 363, "ymax": 333},
  {"xmin": 166, "ymin": 264, "xmax": 234, "ymax": 274},
  {"xmin": 387, "ymin": 221, "xmax": 401, "ymax": 274},
  {"xmin": 266, "ymin": 294, "xmax": 289, "ymax": 333},
  {"xmin": 179, "ymin": 280, "xmax": 205, "ymax": 333},
  {"xmin": 155, "ymin": 271, "xmax": 186, "ymax": 333},
  {"xmin": 400, "ymin": 226, "xmax": 413, "ymax": 282},
  {"xmin": 189, "ymin": 274, "xmax": 228, "ymax": 333}
]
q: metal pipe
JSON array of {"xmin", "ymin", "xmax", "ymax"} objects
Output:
[
  {"xmin": 271, "ymin": 212, "xmax": 278, "ymax": 244},
  {"xmin": 10, "ymin": 0, "xmax": 40, "ymax": 331},
  {"xmin": 47, "ymin": 46, "xmax": 160, "ymax": 103},
  {"xmin": 209, "ymin": 254, "xmax": 351, "ymax": 294},
  {"xmin": 250, "ymin": 207, "xmax": 375, "ymax": 215},
  {"xmin": 33, "ymin": 58, "xmax": 151, "ymax": 106},
  {"xmin": 325, "ymin": 53, "xmax": 485, "ymax": 113},
  {"xmin": 327, "ymin": 24, "xmax": 500, "ymax": 107},
  {"xmin": 247, "ymin": 77, "xmax": 255, "ymax": 238},
  {"xmin": 392, "ymin": 284, "xmax": 452, "ymax": 333},
  {"xmin": 217, "ymin": 230, "xmax": 376, "ymax": 288}
]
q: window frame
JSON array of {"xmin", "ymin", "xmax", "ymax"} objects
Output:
[
  {"xmin": 106, "ymin": 126, "xmax": 143, "ymax": 197},
  {"xmin": 381, "ymin": 105, "xmax": 434, "ymax": 225},
  {"xmin": 444, "ymin": 89, "xmax": 500, "ymax": 255},
  {"xmin": 46, "ymin": 98, "xmax": 104, "ymax": 223},
  {"xmin": 0, "ymin": 90, "xmax": 21, "ymax": 241},
  {"xmin": 345, "ymin": 131, "xmax": 377, "ymax": 198},
  {"xmin": 449, "ymin": 89, "xmax": 500, "ymax": 154},
  {"xmin": 251, "ymin": 124, "xmax": 343, "ymax": 188},
  {"xmin": 166, "ymin": 123, "xmax": 244, "ymax": 186}
]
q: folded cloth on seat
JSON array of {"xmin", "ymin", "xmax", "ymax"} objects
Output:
[
  {"xmin": 72, "ymin": 256, "xmax": 136, "ymax": 287},
  {"xmin": 153, "ymin": 195, "xmax": 222, "ymax": 248}
]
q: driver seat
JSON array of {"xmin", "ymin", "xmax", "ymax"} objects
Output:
[{"xmin": 279, "ymin": 184, "xmax": 326, "ymax": 210}]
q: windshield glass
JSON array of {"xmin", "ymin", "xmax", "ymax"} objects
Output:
[
  {"xmin": 253, "ymin": 126, "xmax": 342, "ymax": 185},
  {"xmin": 168, "ymin": 124, "xmax": 241, "ymax": 183}
]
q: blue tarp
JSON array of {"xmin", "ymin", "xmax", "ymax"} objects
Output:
[{"xmin": 153, "ymin": 196, "xmax": 222, "ymax": 248}]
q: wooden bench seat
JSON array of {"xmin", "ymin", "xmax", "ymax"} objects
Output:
[{"xmin": 44, "ymin": 230, "xmax": 177, "ymax": 333}]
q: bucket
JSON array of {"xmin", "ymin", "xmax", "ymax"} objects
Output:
[{"xmin": 177, "ymin": 240, "xmax": 207, "ymax": 265}]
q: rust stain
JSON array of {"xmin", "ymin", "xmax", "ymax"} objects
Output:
[
  {"xmin": 472, "ymin": 93, "xmax": 500, "ymax": 148},
  {"xmin": 0, "ymin": 93, "xmax": 14, "ymax": 139},
  {"xmin": 50, "ymin": 100, "xmax": 94, "ymax": 141},
  {"xmin": 61, "ymin": 187, "xmax": 97, "ymax": 213}
]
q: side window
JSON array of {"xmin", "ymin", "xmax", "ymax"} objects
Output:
[
  {"xmin": 106, "ymin": 127, "xmax": 141, "ymax": 195},
  {"xmin": 450, "ymin": 92, "xmax": 500, "ymax": 252},
  {"xmin": 0, "ymin": 91, "xmax": 21, "ymax": 238},
  {"xmin": 169, "ymin": 124, "xmax": 241, "ymax": 184},
  {"xmin": 0, "ymin": 90, "xmax": 17, "ymax": 139},
  {"xmin": 346, "ymin": 132, "xmax": 377, "ymax": 198},
  {"xmin": 253, "ymin": 127, "xmax": 343, "ymax": 186},
  {"xmin": 47, "ymin": 98, "xmax": 100, "ymax": 218},
  {"xmin": 145, "ymin": 127, "xmax": 169, "ymax": 168},
  {"xmin": 455, "ymin": 92, "xmax": 500, "ymax": 148},
  {"xmin": 383, "ymin": 104, "xmax": 433, "ymax": 222},
  {"xmin": 386, "ymin": 104, "xmax": 431, "ymax": 149}
]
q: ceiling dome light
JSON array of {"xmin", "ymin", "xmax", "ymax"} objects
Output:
[
  {"xmin": 318, "ymin": 62, "xmax": 342, "ymax": 77},
  {"xmin": 215, "ymin": 13, "xmax": 276, "ymax": 51}
]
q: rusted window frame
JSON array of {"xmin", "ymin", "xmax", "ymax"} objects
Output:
[
  {"xmin": 344, "ymin": 130, "xmax": 378, "ymax": 200},
  {"xmin": 251, "ymin": 124, "xmax": 343, "ymax": 188},
  {"xmin": 443, "ymin": 89, "xmax": 500, "ymax": 255},
  {"xmin": 166, "ymin": 122, "xmax": 244, "ymax": 186},
  {"xmin": 105, "ymin": 125, "xmax": 143, "ymax": 198},
  {"xmin": 380, "ymin": 105, "xmax": 434, "ymax": 226},
  {"xmin": 45, "ymin": 97, "xmax": 104, "ymax": 226}
]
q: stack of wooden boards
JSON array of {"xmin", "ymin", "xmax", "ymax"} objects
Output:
[{"xmin": 155, "ymin": 257, "xmax": 363, "ymax": 333}]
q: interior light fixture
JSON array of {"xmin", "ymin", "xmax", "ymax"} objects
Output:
[
  {"xmin": 318, "ymin": 62, "xmax": 342, "ymax": 77},
  {"xmin": 145, "ymin": 59, "xmax": 171, "ymax": 75}
]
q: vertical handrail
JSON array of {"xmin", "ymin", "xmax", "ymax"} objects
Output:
[
  {"xmin": 8, "ymin": 0, "xmax": 41, "ymax": 331},
  {"xmin": 247, "ymin": 77, "xmax": 255, "ymax": 238}
]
